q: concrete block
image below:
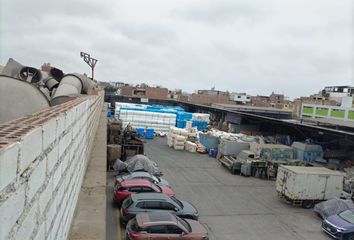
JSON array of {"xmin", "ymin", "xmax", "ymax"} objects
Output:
[
  {"xmin": 65, "ymin": 166, "xmax": 73, "ymax": 191},
  {"xmin": 61, "ymin": 151, "xmax": 70, "ymax": 175},
  {"xmin": 55, "ymin": 181, "xmax": 65, "ymax": 209},
  {"xmin": 67, "ymin": 107, "xmax": 78, "ymax": 127},
  {"xmin": 64, "ymin": 111, "xmax": 72, "ymax": 129},
  {"xmin": 45, "ymin": 199, "xmax": 57, "ymax": 235},
  {"xmin": 53, "ymin": 164, "xmax": 61, "ymax": 191},
  {"xmin": 59, "ymin": 130, "xmax": 72, "ymax": 158},
  {"xmin": 19, "ymin": 127, "xmax": 43, "ymax": 174},
  {"xmin": 52, "ymin": 203, "xmax": 64, "ymax": 239},
  {"xmin": 14, "ymin": 202, "xmax": 37, "ymax": 240},
  {"xmin": 72, "ymin": 121, "xmax": 80, "ymax": 139},
  {"xmin": 42, "ymin": 118, "xmax": 57, "ymax": 151},
  {"xmin": 0, "ymin": 185, "xmax": 25, "ymax": 240},
  {"xmin": 36, "ymin": 222, "xmax": 46, "ymax": 240},
  {"xmin": 0, "ymin": 142, "xmax": 19, "ymax": 192},
  {"xmin": 39, "ymin": 177, "xmax": 53, "ymax": 215},
  {"xmin": 27, "ymin": 158, "xmax": 46, "ymax": 202},
  {"xmin": 56, "ymin": 114, "xmax": 66, "ymax": 138},
  {"xmin": 47, "ymin": 144, "xmax": 58, "ymax": 174}
]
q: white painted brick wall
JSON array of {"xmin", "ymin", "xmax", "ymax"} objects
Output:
[
  {"xmin": 58, "ymin": 130, "xmax": 72, "ymax": 157},
  {"xmin": 47, "ymin": 144, "xmax": 58, "ymax": 174},
  {"xmin": 0, "ymin": 142, "xmax": 18, "ymax": 192},
  {"xmin": 19, "ymin": 128, "xmax": 42, "ymax": 175},
  {"xmin": 61, "ymin": 152, "xmax": 70, "ymax": 175},
  {"xmin": 39, "ymin": 177, "xmax": 53, "ymax": 215},
  {"xmin": 0, "ymin": 185, "xmax": 25, "ymax": 240},
  {"xmin": 57, "ymin": 113, "xmax": 66, "ymax": 135},
  {"xmin": 0, "ymin": 92, "xmax": 103, "ymax": 240},
  {"xmin": 52, "ymin": 162, "xmax": 62, "ymax": 191},
  {"xmin": 42, "ymin": 118, "xmax": 56, "ymax": 151},
  {"xmin": 45, "ymin": 198, "xmax": 57, "ymax": 236},
  {"xmin": 14, "ymin": 202, "xmax": 38, "ymax": 240},
  {"xmin": 36, "ymin": 222, "xmax": 45, "ymax": 240},
  {"xmin": 27, "ymin": 159, "xmax": 46, "ymax": 202}
]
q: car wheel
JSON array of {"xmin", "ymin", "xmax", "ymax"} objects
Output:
[{"xmin": 302, "ymin": 201, "xmax": 314, "ymax": 209}]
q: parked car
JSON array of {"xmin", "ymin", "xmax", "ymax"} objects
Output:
[
  {"xmin": 115, "ymin": 172, "xmax": 170, "ymax": 187},
  {"xmin": 113, "ymin": 179, "xmax": 175, "ymax": 206},
  {"xmin": 125, "ymin": 212, "xmax": 209, "ymax": 240},
  {"xmin": 121, "ymin": 193, "xmax": 199, "ymax": 224},
  {"xmin": 322, "ymin": 209, "xmax": 354, "ymax": 240},
  {"xmin": 314, "ymin": 198, "xmax": 354, "ymax": 219}
]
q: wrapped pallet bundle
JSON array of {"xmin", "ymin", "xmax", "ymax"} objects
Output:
[
  {"xmin": 167, "ymin": 135, "xmax": 174, "ymax": 147},
  {"xmin": 185, "ymin": 141, "xmax": 197, "ymax": 153},
  {"xmin": 174, "ymin": 135, "xmax": 186, "ymax": 150}
]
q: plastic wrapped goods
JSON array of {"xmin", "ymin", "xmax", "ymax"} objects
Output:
[{"xmin": 185, "ymin": 141, "xmax": 197, "ymax": 153}]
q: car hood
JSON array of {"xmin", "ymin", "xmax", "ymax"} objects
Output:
[
  {"xmin": 160, "ymin": 185, "xmax": 175, "ymax": 196},
  {"xmin": 185, "ymin": 219, "xmax": 208, "ymax": 235},
  {"xmin": 180, "ymin": 201, "xmax": 198, "ymax": 216},
  {"xmin": 326, "ymin": 215, "xmax": 354, "ymax": 230}
]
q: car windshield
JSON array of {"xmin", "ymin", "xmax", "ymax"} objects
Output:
[
  {"xmin": 171, "ymin": 196, "xmax": 183, "ymax": 208},
  {"xmin": 339, "ymin": 210, "xmax": 354, "ymax": 224},
  {"xmin": 176, "ymin": 216, "xmax": 192, "ymax": 232}
]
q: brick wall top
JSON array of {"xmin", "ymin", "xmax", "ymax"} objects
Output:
[{"xmin": 0, "ymin": 95, "xmax": 98, "ymax": 152}]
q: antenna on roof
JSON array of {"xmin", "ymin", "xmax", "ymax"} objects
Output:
[{"xmin": 80, "ymin": 52, "xmax": 98, "ymax": 80}]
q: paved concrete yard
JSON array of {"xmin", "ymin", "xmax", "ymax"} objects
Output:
[{"xmin": 143, "ymin": 138, "xmax": 331, "ymax": 240}]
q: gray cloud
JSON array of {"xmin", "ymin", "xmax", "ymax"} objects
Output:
[{"xmin": 0, "ymin": 0, "xmax": 352, "ymax": 99}]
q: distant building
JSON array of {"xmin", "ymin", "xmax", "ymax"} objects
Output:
[
  {"xmin": 230, "ymin": 93, "xmax": 251, "ymax": 104},
  {"xmin": 251, "ymin": 92, "xmax": 292, "ymax": 110},
  {"xmin": 189, "ymin": 89, "xmax": 230, "ymax": 105},
  {"xmin": 251, "ymin": 95, "xmax": 270, "ymax": 108},
  {"xmin": 168, "ymin": 89, "xmax": 189, "ymax": 102},
  {"xmin": 110, "ymin": 81, "xmax": 125, "ymax": 88},
  {"xmin": 299, "ymin": 85, "xmax": 354, "ymax": 126},
  {"xmin": 120, "ymin": 84, "xmax": 168, "ymax": 100}
]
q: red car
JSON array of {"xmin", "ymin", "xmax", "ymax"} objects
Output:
[{"xmin": 113, "ymin": 179, "xmax": 175, "ymax": 206}]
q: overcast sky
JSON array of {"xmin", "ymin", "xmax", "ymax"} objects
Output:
[{"xmin": 0, "ymin": 0, "xmax": 353, "ymax": 99}]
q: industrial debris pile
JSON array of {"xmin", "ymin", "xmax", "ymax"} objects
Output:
[{"xmin": 0, "ymin": 58, "xmax": 98, "ymax": 124}]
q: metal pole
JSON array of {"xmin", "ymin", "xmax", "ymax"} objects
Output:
[{"xmin": 80, "ymin": 52, "xmax": 98, "ymax": 80}]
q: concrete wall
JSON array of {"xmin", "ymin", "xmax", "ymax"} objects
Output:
[
  {"xmin": 301, "ymin": 103, "xmax": 354, "ymax": 122},
  {"xmin": 0, "ymin": 92, "xmax": 103, "ymax": 240}
]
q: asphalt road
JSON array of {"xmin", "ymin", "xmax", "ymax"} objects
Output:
[{"xmin": 107, "ymin": 137, "xmax": 331, "ymax": 240}]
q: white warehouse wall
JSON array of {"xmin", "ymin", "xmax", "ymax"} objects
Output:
[{"xmin": 0, "ymin": 92, "xmax": 103, "ymax": 240}]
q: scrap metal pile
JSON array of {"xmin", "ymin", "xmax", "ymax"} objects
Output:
[{"xmin": 0, "ymin": 58, "xmax": 98, "ymax": 124}]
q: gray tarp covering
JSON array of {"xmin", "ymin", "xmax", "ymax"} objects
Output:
[
  {"xmin": 126, "ymin": 155, "xmax": 162, "ymax": 176},
  {"xmin": 314, "ymin": 198, "xmax": 354, "ymax": 219},
  {"xmin": 113, "ymin": 160, "xmax": 128, "ymax": 171}
]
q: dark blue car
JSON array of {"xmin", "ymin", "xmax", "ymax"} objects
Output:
[{"xmin": 322, "ymin": 209, "xmax": 354, "ymax": 240}]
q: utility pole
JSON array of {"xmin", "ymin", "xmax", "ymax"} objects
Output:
[{"xmin": 80, "ymin": 52, "xmax": 98, "ymax": 80}]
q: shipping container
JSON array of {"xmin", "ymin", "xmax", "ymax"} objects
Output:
[{"xmin": 276, "ymin": 165, "xmax": 344, "ymax": 208}]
